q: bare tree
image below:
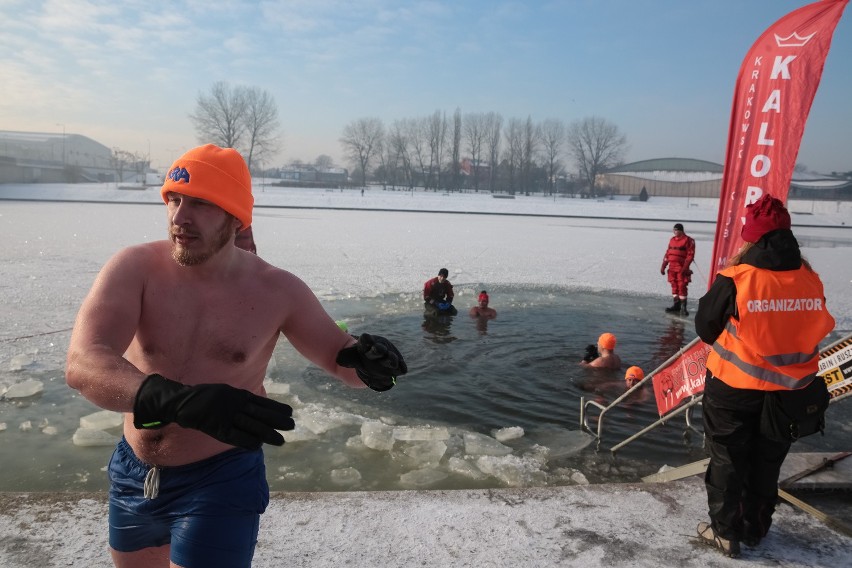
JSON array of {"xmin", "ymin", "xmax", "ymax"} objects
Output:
[
  {"xmin": 539, "ymin": 118, "xmax": 566, "ymax": 195},
  {"xmin": 388, "ymin": 119, "xmax": 413, "ymax": 188},
  {"xmin": 484, "ymin": 112, "xmax": 503, "ymax": 193},
  {"xmin": 242, "ymin": 87, "xmax": 280, "ymax": 172},
  {"xmin": 502, "ymin": 118, "xmax": 524, "ymax": 193},
  {"xmin": 426, "ymin": 110, "xmax": 448, "ymax": 190},
  {"xmin": 450, "ymin": 108, "xmax": 462, "ymax": 191},
  {"xmin": 340, "ymin": 117, "xmax": 385, "ymax": 187},
  {"xmin": 111, "ymin": 148, "xmax": 143, "ymax": 183},
  {"xmin": 189, "ymin": 81, "xmax": 248, "ymax": 149},
  {"xmin": 463, "ymin": 112, "xmax": 488, "ymax": 191},
  {"xmin": 567, "ymin": 116, "xmax": 628, "ymax": 197},
  {"xmin": 407, "ymin": 117, "xmax": 429, "ymax": 188},
  {"xmin": 520, "ymin": 116, "xmax": 539, "ymax": 194},
  {"xmin": 315, "ymin": 154, "xmax": 335, "ymax": 169}
]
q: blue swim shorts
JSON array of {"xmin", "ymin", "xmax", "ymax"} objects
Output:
[{"xmin": 108, "ymin": 437, "xmax": 269, "ymax": 568}]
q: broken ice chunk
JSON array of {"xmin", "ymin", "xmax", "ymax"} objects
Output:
[
  {"xmin": 330, "ymin": 467, "xmax": 362, "ymax": 486},
  {"xmin": 4, "ymin": 379, "xmax": 44, "ymax": 399},
  {"xmin": 393, "ymin": 426, "xmax": 450, "ymax": 441},
  {"xmin": 9, "ymin": 350, "xmax": 38, "ymax": 371},
  {"xmin": 80, "ymin": 410, "xmax": 123, "ymax": 430},
  {"xmin": 447, "ymin": 457, "xmax": 488, "ymax": 480},
  {"xmin": 476, "ymin": 454, "xmax": 547, "ymax": 487},
  {"xmin": 72, "ymin": 427, "xmax": 119, "ymax": 447},
  {"xmin": 492, "ymin": 426, "xmax": 524, "ymax": 442},
  {"xmin": 360, "ymin": 421, "xmax": 394, "ymax": 451},
  {"xmin": 463, "ymin": 432, "xmax": 513, "ymax": 456},
  {"xmin": 263, "ymin": 380, "xmax": 290, "ymax": 396},
  {"xmin": 399, "ymin": 468, "xmax": 448, "ymax": 488},
  {"xmin": 400, "ymin": 440, "xmax": 447, "ymax": 466}
]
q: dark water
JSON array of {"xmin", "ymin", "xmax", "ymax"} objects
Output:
[{"xmin": 2, "ymin": 286, "xmax": 849, "ymax": 492}]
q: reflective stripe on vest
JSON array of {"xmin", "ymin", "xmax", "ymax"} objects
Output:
[
  {"xmin": 710, "ymin": 321, "xmax": 818, "ymax": 389},
  {"xmin": 706, "ymin": 264, "xmax": 834, "ymax": 391}
]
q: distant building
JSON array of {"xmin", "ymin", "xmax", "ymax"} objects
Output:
[
  {"xmin": 460, "ymin": 158, "xmax": 492, "ymax": 183},
  {"xmin": 787, "ymin": 171, "xmax": 852, "ymax": 200},
  {"xmin": 277, "ymin": 164, "xmax": 349, "ymax": 187},
  {"xmin": 0, "ymin": 130, "xmax": 116, "ymax": 183},
  {"xmin": 598, "ymin": 157, "xmax": 851, "ymax": 200}
]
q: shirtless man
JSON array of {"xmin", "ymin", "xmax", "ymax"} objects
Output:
[
  {"xmin": 579, "ymin": 332, "xmax": 622, "ymax": 370},
  {"xmin": 469, "ymin": 290, "xmax": 497, "ymax": 319},
  {"xmin": 65, "ymin": 144, "xmax": 407, "ymax": 568}
]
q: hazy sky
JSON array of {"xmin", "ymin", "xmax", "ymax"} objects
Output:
[{"xmin": 2, "ymin": 0, "xmax": 850, "ymax": 173}]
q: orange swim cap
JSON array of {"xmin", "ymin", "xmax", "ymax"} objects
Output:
[
  {"xmin": 625, "ymin": 366, "xmax": 644, "ymax": 383},
  {"xmin": 161, "ymin": 144, "xmax": 254, "ymax": 230},
  {"xmin": 598, "ymin": 333, "xmax": 617, "ymax": 351}
]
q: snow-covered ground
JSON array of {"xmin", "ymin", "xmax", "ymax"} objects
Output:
[
  {"xmin": 0, "ymin": 183, "xmax": 850, "ymax": 567},
  {"xmin": 2, "ymin": 182, "xmax": 849, "ymax": 332}
]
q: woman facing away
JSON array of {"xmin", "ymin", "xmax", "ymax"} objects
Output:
[{"xmin": 693, "ymin": 194, "xmax": 835, "ymax": 558}]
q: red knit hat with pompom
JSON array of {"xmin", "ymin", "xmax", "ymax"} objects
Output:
[{"xmin": 741, "ymin": 194, "xmax": 791, "ymax": 243}]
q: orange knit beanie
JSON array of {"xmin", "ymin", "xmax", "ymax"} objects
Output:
[{"xmin": 161, "ymin": 144, "xmax": 254, "ymax": 230}]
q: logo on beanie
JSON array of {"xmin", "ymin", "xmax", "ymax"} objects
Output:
[{"xmin": 168, "ymin": 166, "xmax": 190, "ymax": 184}]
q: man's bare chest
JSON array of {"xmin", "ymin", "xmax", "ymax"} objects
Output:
[{"xmin": 132, "ymin": 281, "xmax": 281, "ymax": 373}]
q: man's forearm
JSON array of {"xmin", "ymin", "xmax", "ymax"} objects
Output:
[{"xmin": 66, "ymin": 346, "xmax": 146, "ymax": 411}]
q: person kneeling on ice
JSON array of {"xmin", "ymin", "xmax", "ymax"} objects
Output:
[
  {"xmin": 65, "ymin": 144, "xmax": 408, "ymax": 568},
  {"xmin": 579, "ymin": 332, "xmax": 621, "ymax": 369},
  {"xmin": 469, "ymin": 290, "xmax": 497, "ymax": 319},
  {"xmin": 423, "ymin": 267, "xmax": 457, "ymax": 315}
]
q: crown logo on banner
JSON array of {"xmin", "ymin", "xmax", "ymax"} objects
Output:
[{"xmin": 774, "ymin": 31, "xmax": 816, "ymax": 47}]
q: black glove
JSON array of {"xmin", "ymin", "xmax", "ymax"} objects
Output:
[
  {"xmin": 582, "ymin": 344, "xmax": 600, "ymax": 363},
  {"xmin": 335, "ymin": 333, "xmax": 408, "ymax": 392},
  {"xmin": 133, "ymin": 374, "xmax": 295, "ymax": 450}
]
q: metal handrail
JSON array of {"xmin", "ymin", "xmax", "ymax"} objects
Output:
[
  {"xmin": 580, "ymin": 337, "xmax": 704, "ymax": 454},
  {"xmin": 580, "ymin": 329, "xmax": 852, "ymax": 454}
]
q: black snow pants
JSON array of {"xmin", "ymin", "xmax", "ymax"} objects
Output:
[{"xmin": 702, "ymin": 374, "xmax": 791, "ymax": 541}]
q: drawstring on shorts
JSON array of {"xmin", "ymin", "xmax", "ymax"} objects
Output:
[{"xmin": 143, "ymin": 466, "xmax": 161, "ymax": 499}]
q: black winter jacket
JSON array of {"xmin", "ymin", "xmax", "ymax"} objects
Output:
[{"xmin": 695, "ymin": 229, "xmax": 803, "ymax": 346}]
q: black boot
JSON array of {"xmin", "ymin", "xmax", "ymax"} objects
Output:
[
  {"xmin": 680, "ymin": 298, "xmax": 689, "ymax": 316},
  {"xmin": 665, "ymin": 298, "xmax": 681, "ymax": 313}
]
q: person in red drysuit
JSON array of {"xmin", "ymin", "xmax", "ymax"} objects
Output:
[{"xmin": 661, "ymin": 223, "xmax": 696, "ymax": 316}]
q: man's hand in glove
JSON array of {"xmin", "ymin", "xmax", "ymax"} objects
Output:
[
  {"xmin": 335, "ymin": 333, "xmax": 408, "ymax": 392},
  {"xmin": 660, "ymin": 261, "xmax": 668, "ymax": 276},
  {"xmin": 133, "ymin": 374, "xmax": 295, "ymax": 450}
]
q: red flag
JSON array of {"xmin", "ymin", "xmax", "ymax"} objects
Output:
[
  {"xmin": 652, "ymin": 339, "xmax": 711, "ymax": 417},
  {"xmin": 710, "ymin": 0, "xmax": 848, "ymax": 280},
  {"xmin": 652, "ymin": 0, "xmax": 848, "ymax": 416}
]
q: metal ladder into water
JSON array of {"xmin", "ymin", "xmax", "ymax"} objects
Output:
[{"xmin": 580, "ymin": 332, "xmax": 852, "ymax": 455}]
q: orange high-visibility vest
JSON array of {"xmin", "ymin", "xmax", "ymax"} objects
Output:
[{"xmin": 706, "ymin": 264, "xmax": 835, "ymax": 392}]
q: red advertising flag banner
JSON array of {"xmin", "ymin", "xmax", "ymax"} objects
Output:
[
  {"xmin": 709, "ymin": 0, "xmax": 848, "ymax": 283},
  {"xmin": 651, "ymin": 0, "xmax": 848, "ymax": 416},
  {"xmin": 652, "ymin": 339, "xmax": 711, "ymax": 417}
]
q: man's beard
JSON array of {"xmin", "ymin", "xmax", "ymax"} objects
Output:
[{"xmin": 170, "ymin": 218, "xmax": 233, "ymax": 266}]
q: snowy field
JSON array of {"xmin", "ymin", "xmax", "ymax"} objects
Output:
[{"xmin": 2, "ymin": 182, "xmax": 850, "ymax": 331}]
